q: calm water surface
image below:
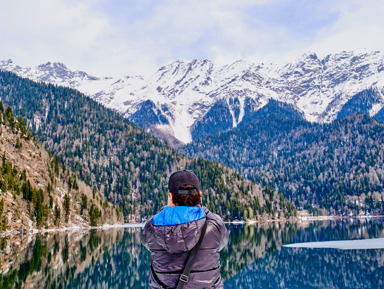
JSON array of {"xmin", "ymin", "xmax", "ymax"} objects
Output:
[{"xmin": 1, "ymin": 218, "xmax": 384, "ymax": 288}]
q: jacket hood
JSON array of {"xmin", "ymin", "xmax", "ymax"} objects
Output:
[
  {"xmin": 153, "ymin": 206, "xmax": 206, "ymax": 226},
  {"xmin": 150, "ymin": 206, "xmax": 207, "ymax": 254}
]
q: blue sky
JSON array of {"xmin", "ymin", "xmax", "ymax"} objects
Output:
[{"xmin": 1, "ymin": 0, "xmax": 384, "ymax": 76}]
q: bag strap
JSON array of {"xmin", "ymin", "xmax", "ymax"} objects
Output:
[{"xmin": 176, "ymin": 219, "xmax": 208, "ymax": 289}]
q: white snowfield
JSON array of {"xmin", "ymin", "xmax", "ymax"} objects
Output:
[
  {"xmin": 284, "ymin": 238, "xmax": 384, "ymax": 250},
  {"xmin": 2, "ymin": 50, "xmax": 384, "ymax": 143}
]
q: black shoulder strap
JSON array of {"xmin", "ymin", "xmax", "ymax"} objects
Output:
[{"xmin": 176, "ymin": 219, "xmax": 208, "ymax": 289}]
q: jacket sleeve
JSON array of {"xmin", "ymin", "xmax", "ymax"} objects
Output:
[
  {"xmin": 141, "ymin": 216, "xmax": 155, "ymax": 251},
  {"xmin": 207, "ymin": 213, "xmax": 229, "ymax": 252},
  {"xmin": 217, "ymin": 218, "xmax": 229, "ymax": 251}
]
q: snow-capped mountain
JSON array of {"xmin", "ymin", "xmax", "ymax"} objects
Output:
[{"xmin": 2, "ymin": 51, "xmax": 384, "ymax": 144}]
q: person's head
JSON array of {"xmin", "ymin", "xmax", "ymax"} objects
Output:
[{"xmin": 167, "ymin": 170, "xmax": 202, "ymax": 207}]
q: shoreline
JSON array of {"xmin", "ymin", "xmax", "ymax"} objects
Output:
[
  {"xmin": 294, "ymin": 214, "xmax": 384, "ymax": 222},
  {"xmin": 225, "ymin": 214, "xmax": 384, "ymax": 225},
  {"xmin": 2, "ymin": 215, "xmax": 384, "ymax": 237},
  {"xmin": 0, "ymin": 223, "xmax": 145, "ymax": 237}
]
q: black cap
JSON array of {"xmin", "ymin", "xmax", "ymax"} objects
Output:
[{"xmin": 168, "ymin": 170, "xmax": 201, "ymax": 194}]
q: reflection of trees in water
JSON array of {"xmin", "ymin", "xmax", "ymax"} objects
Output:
[
  {"xmin": 1, "ymin": 219, "xmax": 383, "ymax": 289},
  {"xmin": 225, "ymin": 248, "xmax": 384, "ymax": 289},
  {"xmin": 67, "ymin": 229, "xmax": 150, "ymax": 289},
  {"xmin": 1, "ymin": 224, "xmax": 298, "ymax": 288},
  {"xmin": 224, "ymin": 218, "xmax": 384, "ymax": 289},
  {"xmin": 296, "ymin": 218, "xmax": 384, "ymax": 242},
  {"xmin": 220, "ymin": 222, "xmax": 299, "ymax": 281},
  {"xmin": 1, "ymin": 236, "xmax": 48, "ymax": 289},
  {"xmin": 0, "ymin": 228, "xmax": 150, "ymax": 289}
]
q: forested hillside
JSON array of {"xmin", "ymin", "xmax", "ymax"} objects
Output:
[
  {"xmin": 0, "ymin": 101, "xmax": 119, "ymax": 236},
  {"xmin": 0, "ymin": 71, "xmax": 295, "ymax": 221},
  {"xmin": 184, "ymin": 107, "xmax": 384, "ymax": 215}
]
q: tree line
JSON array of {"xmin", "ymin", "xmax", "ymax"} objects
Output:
[{"xmin": 0, "ymin": 71, "xmax": 296, "ymax": 221}]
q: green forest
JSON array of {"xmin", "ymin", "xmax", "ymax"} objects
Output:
[
  {"xmin": 0, "ymin": 71, "xmax": 293, "ymax": 221},
  {"xmin": 0, "ymin": 101, "xmax": 109, "ymax": 229},
  {"xmin": 184, "ymin": 107, "xmax": 384, "ymax": 215}
]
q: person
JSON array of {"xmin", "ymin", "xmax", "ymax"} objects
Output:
[{"xmin": 141, "ymin": 170, "xmax": 229, "ymax": 289}]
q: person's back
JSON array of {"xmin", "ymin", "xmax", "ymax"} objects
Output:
[{"xmin": 141, "ymin": 170, "xmax": 229, "ymax": 289}]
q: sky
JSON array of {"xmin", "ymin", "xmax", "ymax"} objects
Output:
[{"xmin": 1, "ymin": 0, "xmax": 384, "ymax": 77}]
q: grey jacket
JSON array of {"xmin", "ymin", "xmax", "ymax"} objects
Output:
[{"xmin": 141, "ymin": 206, "xmax": 229, "ymax": 289}]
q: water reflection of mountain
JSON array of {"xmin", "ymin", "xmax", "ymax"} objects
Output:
[
  {"xmin": 1, "ymin": 219, "xmax": 383, "ymax": 289},
  {"xmin": 224, "ymin": 218, "xmax": 384, "ymax": 289}
]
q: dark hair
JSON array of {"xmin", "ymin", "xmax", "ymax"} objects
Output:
[{"xmin": 171, "ymin": 185, "xmax": 202, "ymax": 207}]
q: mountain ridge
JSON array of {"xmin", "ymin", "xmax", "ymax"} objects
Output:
[{"xmin": 2, "ymin": 51, "xmax": 384, "ymax": 144}]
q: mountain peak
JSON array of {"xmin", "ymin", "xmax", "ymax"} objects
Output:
[
  {"xmin": 3, "ymin": 59, "xmax": 13, "ymax": 65},
  {"xmin": 37, "ymin": 61, "xmax": 69, "ymax": 72},
  {"xmin": 2, "ymin": 51, "xmax": 384, "ymax": 144},
  {"xmin": 0, "ymin": 59, "xmax": 15, "ymax": 68},
  {"xmin": 299, "ymin": 52, "xmax": 319, "ymax": 61},
  {"xmin": 42, "ymin": 61, "xmax": 67, "ymax": 68}
]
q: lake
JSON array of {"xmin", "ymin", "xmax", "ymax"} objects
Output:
[{"xmin": 1, "ymin": 218, "xmax": 384, "ymax": 288}]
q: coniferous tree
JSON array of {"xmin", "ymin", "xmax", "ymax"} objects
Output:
[
  {"xmin": 16, "ymin": 137, "xmax": 22, "ymax": 149},
  {"xmin": 63, "ymin": 193, "xmax": 70, "ymax": 222},
  {"xmin": 0, "ymin": 198, "xmax": 7, "ymax": 232},
  {"xmin": 54, "ymin": 203, "xmax": 61, "ymax": 225},
  {"xmin": 80, "ymin": 194, "xmax": 87, "ymax": 216}
]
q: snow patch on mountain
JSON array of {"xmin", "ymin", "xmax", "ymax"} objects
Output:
[{"xmin": 2, "ymin": 51, "xmax": 384, "ymax": 143}]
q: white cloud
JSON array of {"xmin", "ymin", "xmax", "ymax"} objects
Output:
[
  {"xmin": 308, "ymin": 0, "xmax": 384, "ymax": 57},
  {"xmin": 0, "ymin": 0, "xmax": 115, "ymax": 73},
  {"xmin": 1, "ymin": 0, "xmax": 278, "ymax": 76},
  {"xmin": 1, "ymin": 0, "xmax": 384, "ymax": 76},
  {"xmin": 5, "ymin": 2, "xmax": 91, "ymax": 72},
  {"xmin": 128, "ymin": 0, "xmax": 280, "ymax": 66}
]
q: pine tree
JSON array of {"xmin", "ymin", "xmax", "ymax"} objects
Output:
[
  {"xmin": 0, "ymin": 198, "xmax": 7, "ymax": 232},
  {"xmin": 63, "ymin": 193, "xmax": 70, "ymax": 222},
  {"xmin": 80, "ymin": 194, "xmax": 87, "ymax": 216},
  {"xmin": 54, "ymin": 203, "xmax": 61, "ymax": 225},
  {"xmin": 16, "ymin": 136, "xmax": 22, "ymax": 149},
  {"xmin": 35, "ymin": 189, "xmax": 44, "ymax": 227}
]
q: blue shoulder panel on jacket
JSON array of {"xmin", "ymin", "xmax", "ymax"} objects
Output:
[{"xmin": 153, "ymin": 206, "xmax": 206, "ymax": 226}]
